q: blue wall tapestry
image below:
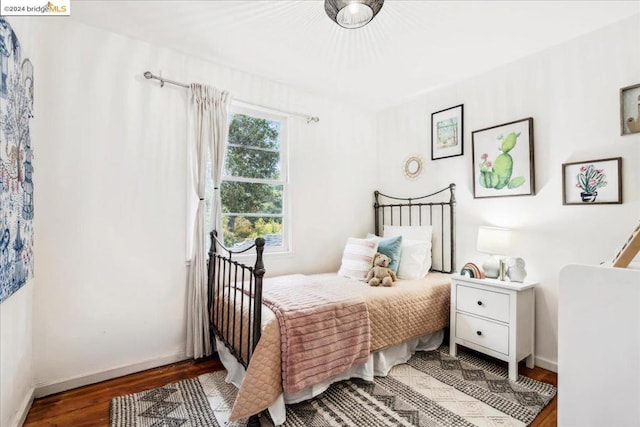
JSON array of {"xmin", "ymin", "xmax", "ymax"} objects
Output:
[{"xmin": 0, "ymin": 17, "xmax": 34, "ymax": 303}]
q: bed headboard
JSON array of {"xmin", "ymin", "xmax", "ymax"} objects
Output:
[{"xmin": 374, "ymin": 183, "xmax": 456, "ymax": 274}]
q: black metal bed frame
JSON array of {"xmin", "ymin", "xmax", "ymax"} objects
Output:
[
  {"xmin": 374, "ymin": 183, "xmax": 456, "ymax": 274},
  {"xmin": 208, "ymin": 231, "xmax": 265, "ymax": 368},
  {"xmin": 208, "ymin": 183, "xmax": 456, "ymax": 368}
]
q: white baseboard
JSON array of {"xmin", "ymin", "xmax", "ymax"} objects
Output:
[
  {"xmin": 34, "ymin": 352, "xmax": 188, "ymax": 398},
  {"xmin": 9, "ymin": 386, "xmax": 34, "ymax": 427},
  {"xmin": 535, "ymin": 355, "xmax": 558, "ymax": 373}
]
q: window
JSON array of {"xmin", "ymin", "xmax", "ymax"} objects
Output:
[{"xmin": 205, "ymin": 104, "xmax": 288, "ymax": 252}]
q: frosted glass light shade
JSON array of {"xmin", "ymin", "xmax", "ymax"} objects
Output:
[
  {"xmin": 325, "ymin": 0, "xmax": 384, "ymax": 29},
  {"xmin": 477, "ymin": 226, "xmax": 511, "ymax": 256}
]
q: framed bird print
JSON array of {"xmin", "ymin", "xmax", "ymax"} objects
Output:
[{"xmin": 620, "ymin": 83, "xmax": 640, "ymax": 135}]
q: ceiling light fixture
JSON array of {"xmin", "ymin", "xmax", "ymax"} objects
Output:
[{"xmin": 325, "ymin": 0, "xmax": 384, "ymax": 29}]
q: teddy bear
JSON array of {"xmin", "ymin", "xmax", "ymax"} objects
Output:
[{"xmin": 365, "ymin": 253, "xmax": 397, "ymax": 287}]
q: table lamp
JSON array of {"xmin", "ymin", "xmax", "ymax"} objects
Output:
[{"xmin": 477, "ymin": 226, "xmax": 511, "ymax": 279}]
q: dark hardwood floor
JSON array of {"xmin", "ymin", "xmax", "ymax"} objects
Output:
[
  {"xmin": 24, "ymin": 357, "xmax": 223, "ymax": 426},
  {"xmin": 520, "ymin": 364, "xmax": 558, "ymax": 427},
  {"xmin": 24, "ymin": 354, "xmax": 557, "ymax": 426}
]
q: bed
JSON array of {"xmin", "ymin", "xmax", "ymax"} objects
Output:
[{"xmin": 207, "ymin": 183, "xmax": 457, "ymax": 424}]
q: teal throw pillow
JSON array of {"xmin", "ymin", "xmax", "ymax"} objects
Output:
[{"xmin": 367, "ymin": 234, "xmax": 402, "ymax": 274}]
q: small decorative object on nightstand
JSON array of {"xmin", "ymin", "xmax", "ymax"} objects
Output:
[
  {"xmin": 449, "ymin": 274, "xmax": 536, "ymax": 381},
  {"xmin": 506, "ymin": 257, "xmax": 527, "ymax": 282},
  {"xmin": 477, "ymin": 226, "xmax": 512, "ymax": 279},
  {"xmin": 460, "ymin": 262, "xmax": 485, "ymax": 279}
]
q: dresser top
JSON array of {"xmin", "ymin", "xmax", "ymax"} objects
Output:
[{"xmin": 451, "ymin": 274, "xmax": 537, "ymax": 291}]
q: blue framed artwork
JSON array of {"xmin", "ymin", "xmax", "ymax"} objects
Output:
[{"xmin": 0, "ymin": 17, "xmax": 35, "ymax": 303}]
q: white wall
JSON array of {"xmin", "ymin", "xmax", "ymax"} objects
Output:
[
  {"xmin": 24, "ymin": 18, "xmax": 376, "ymax": 393},
  {"xmin": 0, "ymin": 18, "xmax": 36, "ymax": 427},
  {"xmin": 376, "ymin": 14, "xmax": 640, "ymax": 370},
  {"xmin": 0, "ymin": 281, "xmax": 34, "ymax": 427}
]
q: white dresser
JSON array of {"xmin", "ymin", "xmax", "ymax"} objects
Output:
[{"xmin": 449, "ymin": 274, "xmax": 536, "ymax": 380}]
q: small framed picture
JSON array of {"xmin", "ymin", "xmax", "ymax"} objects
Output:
[
  {"xmin": 471, "ymin": 117, "xmax": 535, "ymax": 199},
  {"xmin": 431, "ymin": 104, "xmax": 463, "ymax": 160},
  {"xmin": 562, "ymin": 157, "xmax": 622, "ymax": 205},
  {"xmin": 620, "ymin": 83, "xmax": 640, "ymax": 135}
]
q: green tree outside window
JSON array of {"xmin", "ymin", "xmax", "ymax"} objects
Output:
[{"xmin": 206, "ymin": 111, "xmax": 287, "ymax": 249}]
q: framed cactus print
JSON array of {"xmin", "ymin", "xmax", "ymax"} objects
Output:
[
  {"xmin": 471, "ymin": 117, "xmax": 535, "ymax": 199},
  {"xmin": 562, "ymin": 157, "xmax": 622, "ymax": 205}
]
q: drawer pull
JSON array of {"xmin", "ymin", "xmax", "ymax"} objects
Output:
[
  {"xmin": 477, "ymin": 301, "xmax": 483, "ymax": 306},
  {"xmin": 476, "ymin": 331, "xmax": 482, "ymax": 336}
]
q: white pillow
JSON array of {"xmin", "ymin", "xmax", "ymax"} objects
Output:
[
  {"xmin": 383, "ymin": 225, "xmax": 432, "ymax": 241},
  {"xmin": 395, "ymin": 239, "xmax": 432, "ymax": 279},
  {"xmin": 337, "ymin": 237, "xmax": 379, "ymax": 280},
  {"xmin": 383, "ymin": 226, "xmax": 433, "ymax": 279}
]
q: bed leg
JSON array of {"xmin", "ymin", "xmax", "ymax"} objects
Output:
[
  {"xmin": 247, "ymin": 415, "xmax": 260, "ymax": 426},
  {"xmin": 247, "ymin": 412, "xmax": 271, "ymax": 427}
]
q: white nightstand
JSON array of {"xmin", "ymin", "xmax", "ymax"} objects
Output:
[{"xmin": 449, "ymin": 274, "xmax": 536, "ymax": 381}]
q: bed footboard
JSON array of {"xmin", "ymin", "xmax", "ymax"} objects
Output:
[{"xmin": 208, "ymin": 232, "xmax": 265, "ymax": 368}]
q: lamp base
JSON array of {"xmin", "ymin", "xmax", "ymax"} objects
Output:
[{"xmin": 482, "ymin": 255, "xmax": 501, "ymax": 279}]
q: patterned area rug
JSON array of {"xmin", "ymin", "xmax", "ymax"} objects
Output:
[
  {"xmin": 110, "ymin": 347, "xmax": 556, "ymax": 427},
  {"xmin": 110, "ymin": 376, "xmax": 219, "ymax": 427}
]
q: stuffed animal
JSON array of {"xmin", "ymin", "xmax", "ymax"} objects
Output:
[{"xmin": 365, "ymin": 253, "xmax": 397, "ymax": 287}]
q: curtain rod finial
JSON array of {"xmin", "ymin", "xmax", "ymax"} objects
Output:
[{"xmin": 143, "ymin": 71, "xmax": 153, "ymax": 79}]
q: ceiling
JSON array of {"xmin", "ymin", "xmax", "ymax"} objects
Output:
[{"xmin": 70, "ymin": 1, "xmax": 640, "ymax": 111}]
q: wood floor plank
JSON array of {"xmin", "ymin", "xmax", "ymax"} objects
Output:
[
  {"xmin": 531, "ymin": 396, "xmax": 557, "ymax": 427},
  {"xmin": 24, "ymin": 354, "xmax": 557, "ymax": 426}
]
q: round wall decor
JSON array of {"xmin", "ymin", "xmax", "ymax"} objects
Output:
[{"xmin": 403, "ymin": 155, "xmax": 424, "ymax": 179}]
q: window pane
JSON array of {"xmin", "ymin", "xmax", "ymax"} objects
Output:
[
  {"xmin": 228, "ymin": 113, "xmax": 280, "ymax": 150},
  {"xmin": 220, "ymin": 181, "xmax": 282, "ymax": 215},
  {"xmin": 222, "ymin": 215, "xmax": 283, "ymax": 248},
  {"xmin": 225, "ymin": 145, "xmax": 280, "ymax": 180},
  {"xmin": 202, "ymin": 107, "xmax": 288, "ymax": 252}
]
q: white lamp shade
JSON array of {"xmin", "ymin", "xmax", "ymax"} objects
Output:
[{"xmin": 477, "ymin": 226, "xmax": 511, "ymax": 255}]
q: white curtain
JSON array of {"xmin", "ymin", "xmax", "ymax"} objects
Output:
[{"xmin": 186, "ymin": 83, "xmax": 231, "ymax": 359}]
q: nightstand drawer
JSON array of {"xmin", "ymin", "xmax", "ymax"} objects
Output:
[
  {"xmin": 455, "ymin": 312, "xmax": 509, "ymax": 355},
  {"xmin": 456, "ymin": 284, "xmax": 510, "ymax": 323}
]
